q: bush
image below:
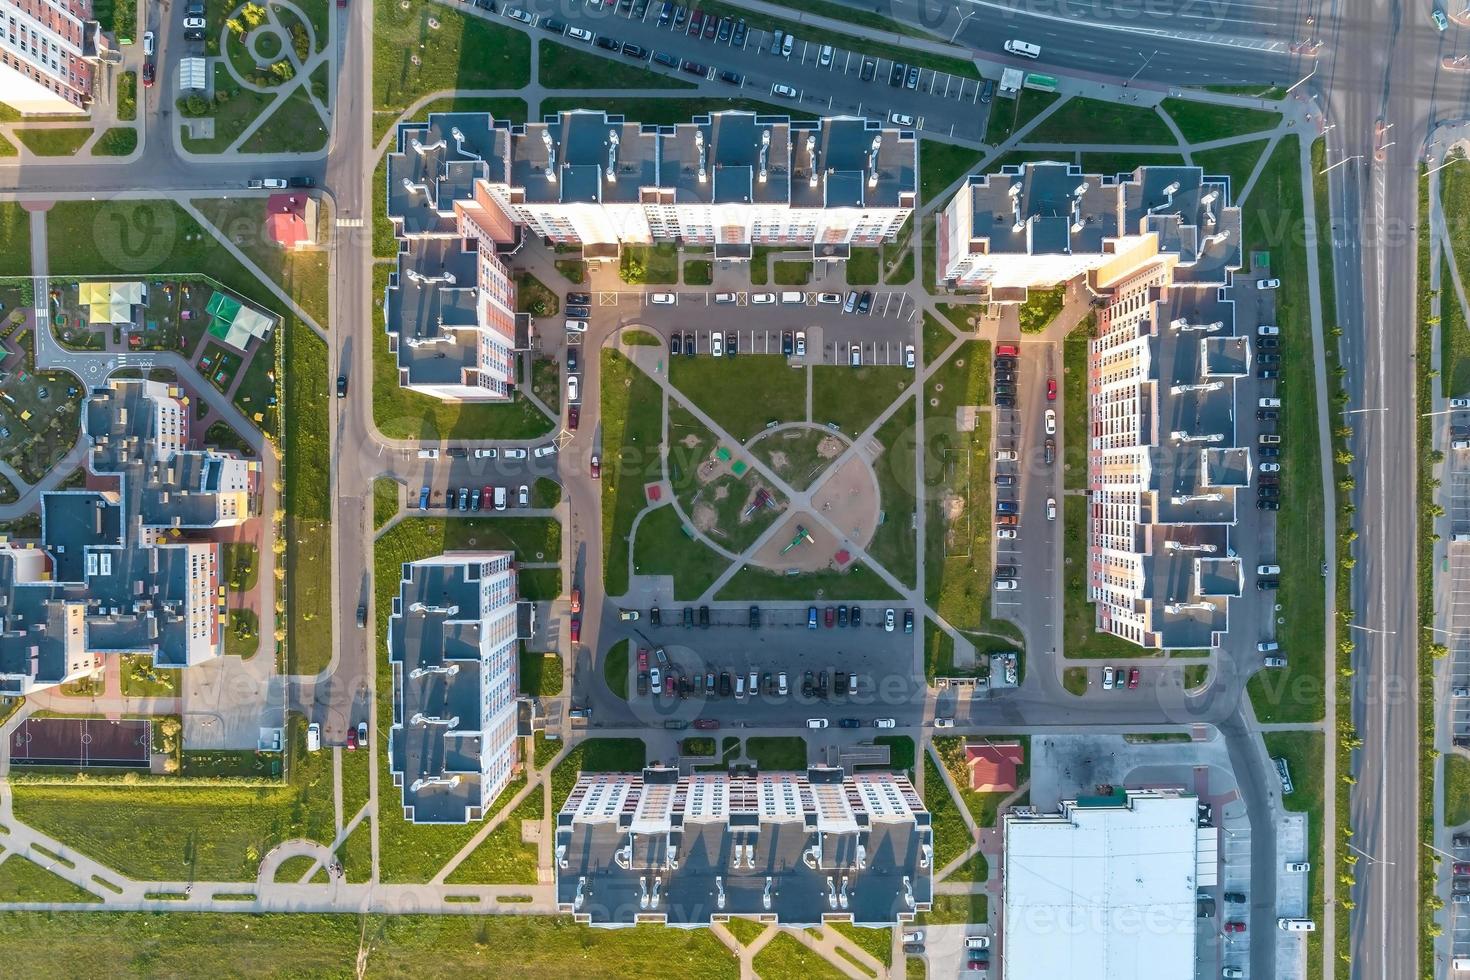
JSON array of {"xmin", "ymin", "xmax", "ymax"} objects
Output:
[
  {"xmin": 241, "ymin": 2, "xmax": 267, "ymax": 28},
  {"xmin": 291, "ymin": 24, "xmax": 309, "ymax": 62},
  {"xmin": 177, "ymin": 94, "xmax": 210, "ymax": 117},
  {"xmin": 269, "ymin": 59, "xmax": 295, "ymax": 82}
]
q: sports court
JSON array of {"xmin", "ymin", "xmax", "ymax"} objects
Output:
[{"xmin": 9, "ymin": 717, "xmax": 152, "ymax": 768}]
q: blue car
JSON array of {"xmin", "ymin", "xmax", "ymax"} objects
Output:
[
  {"xmin": 418, "ymin": 486, "xmax": 431, "ymax": 510},
  {"xmin": 807, "ymin": 606, "xmax": 818, "ymax": 629}
]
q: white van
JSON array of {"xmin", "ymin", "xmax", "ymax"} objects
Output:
[
  {"xmin": 734, "ymin": 675, "xmax": 745, "ymax": 698},
  {"xmin": 779, "ymin": 291, "xmax": 805, "ymax": 305},
  {"xmin": 494, "ymin": 486, "xmax": 507, "ymax": 511},
  {"xmin": 306, "ymin": 723, "xmax": 321, "ymax": 752},
  {"xmin": 1004, "ymin": 39, "xmax": 1041, "ymax": 58},
  {"xmin": 1277, "ymin": 918, "xmax": 1316, "ymax": 932}
]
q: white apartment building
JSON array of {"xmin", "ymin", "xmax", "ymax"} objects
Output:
[
  {"xmin": 941, "ymin": 161, "xmax": 1248, "ymax": 649},
  {"xmin": 0, "ymin": 0, "xmax": 99, "ymax": 114},
  {"xmin": 387, "ymin": 552, "xmax": 522, "ymax": 824}
]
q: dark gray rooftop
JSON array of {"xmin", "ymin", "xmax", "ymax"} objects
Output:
[
  {"xmin": 966, "ymin": 162, "xmax": 1119, "ymax": 256},
  {"xmin": 387, "ymin": 112, "xmax": 503, "ymax": 236},
  {"xmin": 384, "ymin": 237, "xmax": 487, "ymax": 389},
  {"xmin": 1122, "ymin": 166, "xmax": 1241, "ymax": 285}
]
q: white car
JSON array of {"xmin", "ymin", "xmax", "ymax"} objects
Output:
[
  {"xmin": 1453, "ymin": 398, "xmax": 1470, "ymax": 409},
  {"xmin": 1257, "ymin": 563, "xmax": 1281, "ymax": 576},
  {"xmin": 517, "ymin": 484, "xmax": 529, "ymax": 507},
  {"xmin": 1285, "ymin": 861, "xmax": 1310, "ymax": 873},
  {"xmin": 1260, "ymin": 462, "xmax": 1280, "ymax": 473},
  {"xmin": 933, "ymin": 718, "xmax": 954, "ymax": 729},
  {"xmin": 995, "ymin": 449, "xmax": 1018, "ymax": 461},
  {"xmin": 533, "ymin": 443, "xmax": 557, "ymax": 458},
  {"xmin": 793, "ymin": 332, "xmax": 807, "ymax": 356},
  {"xmin": 503, "ymin": 447, "xmax": 528, "ymax": 460},
  {"xmin": 905, "ymin": 345, "xmax": 915, "ymax": 369},
  {"xmin": 619, "ymin": 610, "xmax": 640, "ymax": 621},
  {"xmin": 474, "ymin": 448, "xmax": 497, "ymax": 459},
  {"xmin": 1259, "ymin": 397, "xmax": 1281, "ymax": 409},
  {"xmin": 143, "ymin": 30, "xmax": 155, "ymax": 55},
  {"xmin": 874, "ymin": 718, "xmax": 896, "ymax": 729},
  {"xmin": 806, "ymin": 718, "xmax": 829, "ymax": 729},
  {"xmin": 772, "ymin": 83, "xmax": 800, "ymax": 99},
  {"xmin": 565, "ymin": 319, "xmax": 588, "ymax": 333},
  {"xmin": 567, "ymin": 375, "xmax": 580, "ymax": 403},
  {"xmin": 994, "ymin": 578, "xmax": 1018, "ymax": 591},
  {"xmin": 777, "ymin": 671, "xmax": 788, "ymax": 695},
  {"xmin": 567, "ymin": 26, "xmax": 593, "ymax": 41},
  {"xmin": 504, "ymin": 6, "xmax": 533, "ymax": 23},
  {"xmin": 1046, "ymin": 497, "xmax": 1057, "ymax": 521},
  {"xmin": 650, "ymin": 667, "xmax": 662, "ymax": 694},
  {"xmin": 1103, "ymin": 666, "xmax": 1115, "ymax": 690},
  {"xmin": 902, "ymin": 930, "xmax": 924, "ymax": 944},
  {"xmin": 966, "ymin": 937, "xmax": 991, "ymax": 950},
  {"xmin": 1044, "ymin": 409, "xmax": 1056, "ymax": 435},
  {"xmin": 1257, "ymin": 278, "xmax": 1281, "ymax": 290},
  {"xmin": 817, "ymin": 292, "xmax": 842, "ymax": 305},
  {"xmin": 752, "ymin": 292, "xmax": 776, "ymax": 304},
  {"xmin": 714, "ymin": 292, "xmax": 738, "ymax": 304},
  {"xmin": 182, "ymin": 16, "xmax": 206, "ymax": 28},
  {"xmin": 996, "ymin": 528, "xmax": 1017, "ymax": 539},
  {"xmin": 889, "ymin": 111, "xmax": 915, "ymax": 127},
  {"xmin": 416, "ymin": 448, "xmax": 439, "ymax": 459},
  {"xmin": 819, "ymin": 44, "xmax": 834, "ymax": 66},
  {"xmin": 884, "ymin": 608, "xmax": 895, "ymax": 632},
  {"xmin": 1258, "ymin": 324, "xmax": 1280, "ymax": 336},
  {"xmin": 712, "ymin": 332, "xmax": 724, "ymax": 357},
  {"xmin": 650, "ymin": 292, "xmax": 676, "ymax": 305}
]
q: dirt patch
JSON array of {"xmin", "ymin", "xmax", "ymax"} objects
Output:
[
  {"xmin": 767, "ymin": 450, "xmax": 790, "ymax": 471},
  {"xmin": 817, "ymin": 436, "xmax": 844, "ymax": 459},
  {"xmin": 712, "ymin": 484, "xmax": 730, "ymax": 501},
  {"xmin": 810, "ymin": 455, "xmax": 881, "ymax": 551},
  {"xmin": 943, "ymin": 492, "xmax": 965, "ymax": 553},
  {"xmin": 692, "ymin": 502, "xmax": 718, "ymax": 532},
  {"xmin": 749, "ymin": 512, "xmax": 844, "ymax": 573},
  {"xmin": 679, "ymin": 433, "xmax": 702, "ymax": 450}
]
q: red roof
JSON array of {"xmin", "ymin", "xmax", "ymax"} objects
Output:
[
  {"xmin": 964, "ymin": 741, "xmax": 1025, "ymax": 793},
  {"xmin": 264, "ymin": 193, "xmax": 313, "ymax": 248}
]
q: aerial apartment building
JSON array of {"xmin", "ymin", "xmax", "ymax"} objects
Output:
[
  {"xmin": 386, "ymin": 552, "xmax": 523, "ymax": 824},
  {"xmin": 0, "ymin": 379, "xmax": 259, "ymax": 694},
  {"xmin": 383, "ymin": 108, "xmax": 915, "ymax": 399},
  {"xmin": 555, "ymin": 765, "xmax": 932, "ymax": 926},
  {"xmin": 0, "ymin": 0, "xmax": 100, "ymax": 114},
  {"xmin": 940, "ymin": 161, "xmax": 1247, "ymax": 649}
]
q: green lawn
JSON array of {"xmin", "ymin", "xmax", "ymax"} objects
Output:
[
  {"xmin": 373, "ymin": 266, "xmax": 554, "ymax": 440},
  {"xmin": 181, "ymin": 63, "xmax": 277, "ymax": 153},
  {"xmin": 11, "ymin": 720, "xmax": 329, "ymax": 882},
  {"xmin": 917, "ymin": 893, "xmax": 987, "ymax": 927},
  {"xmin": 538, "ymin": 39, "xmax": 696, "ymax": 90},
  {"xmin": 773, "ymin": 261, "xmax": 812, "ymax": 286},
  {"xmin": 1440, "ymin": 155, "xmax": 1470, "ymax": 397},
  {"xmin": 670, "ymin": 355, "xmax": 805, "ymax": 441},
  {"xmin": 14, "ymin": 127, "xmax": 91, "ymax": 156},
  {"xmin": 551, "ymin": 738, "xmax": 647, "ymax": 811},
  {"xmin": 811, "ymin": 365, "xmax": 910, "ymax": 438},
  {"xmin": 282, "ymin": 316, "xmax": 332, "ymax": 676},
  {"xmin": 633, "ymin": 505, "xmax": 732, "ymax": 600},
  {"xmin": 519, "ymin": 648, "xmax": 563, "ymax": 698},
  {"xmin": 922, "ymin": 754, "xmax": 973, "ymax": 872},
  {"xmin": 1062, "ymin": 323, "xmax": 1090, "ymax": 490},
  {"xmin": 92, "ymin": 127, "xmax": 137, "ymax": 156},
  {"xmin": 752, "ymin": 933, "xmax": 846, "ymax": 980},
  {"xmin": 983, "ymin": 90, "xmax": 1061, "ymax": 145},
  {"xmin": 373, "ymin": 477, "xmax": 400, "ymax": 530},
  {"xmin": 194, "ymin": 197, "xmax": 331, "ymax": 331},
  {"xmin": 714, "ymin": 562, "xmax": 900, "ymax": 601},
  {"xmin": 0, "ymin": 854, "xmax": 99, "ymax": 903},
  {"xmin": 0, "ymin": 202, "xmax": 31, "ymax": 276},
  {"xmin": 1026, "ymin": 98, "xmax": 1174, "ymax": 146},
  {"xmin": 604, "ymin": 639, "xmax": 630, "ymax": 700},
  {"xmin": 1263, "ymin": 729, "xmax": 1324, "ymax": 963},
  {"xmin": 620, "ymin": 243, "xmax": 680, "ymax": 284},
  {"xmin": 1078, "ymin": 151, "xmax": 1185, "ymax": 176},
  {"xmin": 1018, "ymin": 285, "xmax": 1064, "ymax": 333},
  {"xmin": 373, "ymin": 0, "xmax": 529, "ymax": 118},
  {"xmin": 1063, "ymin": 495, "xmax": 1153, "ymax": 658},
  {"xmin": 443, "ymin": 778, "xmax": 540, "ymax": 884},
  {"xmin": 1160, "ymin": 98, "xmax": 1281, "ymax": 143},
  {"xmin": 746, "ymin": 737, "xmax": 807, "ymax": 770},
  {"xmin": 868, "ymin": 401, "xmax": 919, "ymax": 587},
  {"xmin": 0, "ymin": 912, "xmax": 739, "ymax": 977},
  {"xmin": 923, "ymin": 619, "xmax": 959, "ymax": 682},
  {"xmin": 846, "ymin": 248, "xmax": 881, "ymax": 286},
  {"xmin": 1192, "ymin": 139, "xmax": 1270, "ymax": 200},
  {"xmin": 684, "ymin": 260, "xmax": 712, "ymax": 286},
  {"xmin": 602, "ymin": 350, "xmax": 665, "ymax": 596},
  {"xmin": 747, "ymin": 426, "xmax": 835, "ymax": 492},
  {"xmin": 920, "ymin": 140, "xmax": 985, "ymax": 204},
  {"xmin": 1241, "ymin": 137, "xmax": 1326, "ymax": 723},
  {"xmin": 532, "ymin": 476, "xmax": 562, "ymax": 509},
  {"xmin": 1446, "ymin": 753, "xmax": 1470, "ymax": 826},
  {"xmin": 1063, "ymin": 667, "xmax": 1088, "ymax": 695},
  {"xmin": 724, "ymin": 917, "xmax": 768, "ymax": 947},
  {"xmin": 387, "ymin": 515, "xmax": 561, "ymax": 563},
  {"xmin": 239, "ymin": 83, "xmax": 328, "ymax": 153}
]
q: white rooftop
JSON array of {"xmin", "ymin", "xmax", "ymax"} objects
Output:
[{"xmin": 1003, "ymin": 791, "xmax": 1201, "ymax": 980}]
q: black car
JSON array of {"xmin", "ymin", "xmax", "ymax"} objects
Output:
[
  {"xmin": 447, "ymin": 447, "xmax": 468, "ymax": 458},
  {"xmin": 749, "ymin": 605, "xmax": 760, "ymax": 628},
  {"xmin": 980, "ymin": 78, "xmax": 996, "ymax": 103},
  {"xmin": 719, "ymin": 672, "xmax": 732, "ymax": 696},
  {"xmin": 681, "ymin": 59, "xmax": 708, "ymax": 77},
  {"xmin": 596, "ymin": 36, "xmax": 620, "ymax": 50},
  {"xmin": 622, "ymin": 43, "xmax": 649, "ymax": 60},
  {"xmin": 1257, "ymin": 498, "xmax": 1280, "ymax": 510},
  {"xmin": 670, "ymin": 333, "xmax": 681, "ymax": 355},
  {"xmin": 679, "ymin": 674, "xmax": 692, "ymax": 698},
  {"xmin": 996, "ymin": 565, "xmax": 1018, "ymax": 578},
  {"xmin": 472, "ymin": 0, "xmax": 495, "ymax": 8},
  {"xmin": 906, "ymin": 65, "xmax": 921, "ymax": 89},
  {"xmin": 684, "ymin": 332, "xmax": 695, "ymax": 355},
  {"xmin": 1044, "ymin": 437, "xmax": 1056, "ymax": 465},
  {"xmin": 650, "ymin": 606, "xmax": 661, "ymax": 627},
  {"xmin": 184, "ymin": 27, "xmax": 205, "ymax": 40},
  {"xmin": 732, "ymin": 18, "xmax": 747, "ymax": 46},
  {"xmin": 566, "ymin": 292, "xmax": 590, "ymax": 305},
  {"xmin": 683, "ymin": 606, "xmax": 695, "ymax": 627},
  {"xmin": 1455, "ymin": 834, "xmax": 1470, "ymax": 847},
  {"xmin": 1257, "ymin": 336, "xmax": 1280, "ymax": 350},
  {"xmin": 566, "ymin": 347, "xmax": 579, "ymax": 372},
  {"xmin": 837, "ymin": 605, "xmax": 848, "ymax": 628},
  {"xmin": 890, "ymin": 62, "xmax": 905, "ymax": 86},
  {"xmin": 994, "ymin": 371, "xmax": 1015, "ymax": 385},
  {"xmin": 838, "ymin": 718, "xmax": 861, "ymax": 729},
  {"xmin": 726, "ymin": 332, "xmax": 738, "ymax": 356},
  {"xmin": 817, "ymin": 671, "xmax": 829, "ymax": 696},
  {"xmin": 658, "ymin": 1, "xmax": 673, "ymax": 22},
  {"xmin": 860, "ymin": 58, "xmax": 876, "ymax": 81},
  {"xmin": 618, "ymin": 0, "xmax": 632, "ymax": 11},
  {"xmin": 637, "ymin": 672, "xmax": 649, "ymax": 695},
  {"xmin": 699, "ymin": 605, "xmax": 710, "ymax": 628},
  {"xmin": 653, "ymin": 50, "xmax": 679, "ymax": 67},
  {"xmin": 802, "ymin": 671, "xmax": 815, "ymax": 697},
  {"xmin": 1223, "ymin": 891, "xmax": 1247, "ymax": 903},
  {"xmin": 1256, "ymin": 409, "xmax": 1278, "ymax": 422},
  {"xmin": 718, "ymin": 69, "xmax": 743, "ymax": 85},
  {"xmin": 851, "ymin": 605, "xmax": 861, "ymax": 627},
  {"xmin": 835, "ymin": 671, "xmax": 848, "ymax": 695},
  {"xmin": 634, "ymin": 0, "xmax": 649, "ymax": 16},
  {"xmin": 288, "ymin": 176, "xmax": 315, "ymax": 188},
  {"xmin": 566, "ymin": 305, "xmax": 590, "ymax": 318},
  {"xmin": 716, "ymin": 16, "xmax": 731, "ymax": 42},
  {"xmin": 540, "ymin": 16, "xmax": 565, "ymax": 33},
  {"xmin": 1259, "ymin": 353, "xmax": 1281, "ymax": 364},
  {"xmin": 1258, "ymin": 486, "xmax": 1280, "ymax": 498},
  {"xmin": 782, "ymin": 332, "xmax": 794, "ymax": 355},
  {"xmin": 996, "ymin": 395, "xmax": 1016, "ymax": 408},
  {"xmin": 1257, "ymin": 578, "xmax": 1280, "ymax": 591},
  {"xmin": 336, "ymin": 375, "xmax": 347, "ymax": 398},
  {"xmin": 904, "ymin": 609, "xmax": 914, "ymax": 633},
  {"xmin": 995, "ymin": 385, "xmax": 1017, "ymax": 397},
  {"xmin": 857, "ymin": 290, "xmax": 872, "ymax": 314}
]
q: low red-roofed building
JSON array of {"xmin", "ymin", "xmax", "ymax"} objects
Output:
[
  {"xmin": 964, "ymin": 741, "xmax": 1025, "ymax": 793},
  {"xmin": 265, "ymin": 193, "xmax": 319, "ymax": 249}
]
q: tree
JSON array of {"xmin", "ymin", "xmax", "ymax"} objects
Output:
[{"xmin": 240, "ymin": 2, "xmax": 267, "ymax": 28}]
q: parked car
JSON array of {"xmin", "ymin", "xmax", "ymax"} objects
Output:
[
  {"xmin": 1127, "ymin": 668, "xmax": 1140, "ymax": 689},
  {"xmin": 771, "ymin": 83, "xmax": 799, "ymax": 99}
]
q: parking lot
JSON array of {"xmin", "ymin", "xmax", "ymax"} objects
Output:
[{"xmin": 1442, "ymin": 414, "xmax": 1470, "ymax": 964}]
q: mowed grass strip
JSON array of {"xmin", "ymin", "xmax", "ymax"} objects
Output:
[
  {"xmin": 602, "ymin": 350, "xmax": 665, "ymax": 596},
  {"xmin": 669, "ymin": 355, "xmax": 805, "ymax": 442}
]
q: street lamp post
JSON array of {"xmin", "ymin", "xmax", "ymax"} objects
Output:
[
  {"xmin": 949, "ymin": 6, "xmax": 977, "ymax": 43},
  {"xmin": 1320, "ymin": 154, "xmax": 1362, "ymax": 175},
  {"xmin": 1123, "ymin": 50, "xmax": 1158, "ymax": 88}
]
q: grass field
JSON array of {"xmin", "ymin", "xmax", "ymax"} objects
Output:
[
  {"xmin": 181, "ymin": 64, "xmax": 276, "ymax": 153},
  {"xmin": 194, "ymin": 196, "xmax": 331, "ymax": 332},
  {"xmin": 810, "ymin": 365, "xmax": 910, "ymax": 437},
  {"xmin": 714, "ymin": 562, "xmax": 899, "ymax": 601},
  {"xmin": 602, "ymin": 350, "xmax": 665, "ymax": 596},
  {"xmin": 1062, "ymin": 324, "xmax": 1090, "ymax": 490},
  {"xmin": 1440, "ymin": 155, "xmax": 1470, "ymax": 397},
  {"xmin": 920, "ymin": 140, "xmax": 985, "ymax": 204},
  {"xmin": 373, "ymin": 0, "xmax": 529, "ymax": 122},
  {"xmin": 604, "ymin": 639, "xmax": 630, "ymax": 701},
  {"xmin": 620, "ymin": 243, "xmax": 680, "ymax": 284},
  {"xmin": 0, "ymin": 854, "xmax": 99, "ymax": 903},
  {"xmin": 239, "ymin": 84, "xmax": 328, "ymax": 153},
  {"xmin": 1241, "ymin": 136, "xmax": 1326, "ymax": 723},
  {"xmin": 868, "ymin": 401, "xmax": 919, "ymax": 587},
  {"xmin": 92, "ymin": 127, "xmax": 138, "ymax": 156},
  {"xmin": 538, "ymin": 40, "xmax": 696, "ymax": 90},
  {"xmin": 1027, "ymin": 98, "xmax": 1174, "ymax": 146},
  {"xmin": 14, "ymin": 127, "xmax": 91, "ymax": 155},
  {"xmin": 443, "ymin": 779, "xmax": 540, "ymax": 884},
  {"xmin": 846, "ymin": 248, "xmax": 881, "ymax": 286},
  {"xmin": 1192, "ymin": 139, "xmax": 1271, "ymax": 201},
  {"xmin": 1160, "ymin": 98, "xmax": 1281, "ymax": 143},
  {"xmin": 984, "ymin": 90, "xmax": 1060, "ymax": 145},
  {"xmin": 0, "ymin": 202, "xmax": 30, "ymax": 276},
  {"xmin": 1263, "ymin": 730, "xmax": 1324, "ymax": 964},
  {"xmin": 633, "ymin": 504, "xmax": 732, "ymax": 600},
  {"xmin": 283, "ymin": 318, "xmax": 332, "ymax": 675},
  {"xmin": 922, "ymin": 753, "xmax": 973, "ymax": 873},
  {"xmin": 746, "ymin": 737, "xmax": 807, "ymax": 770},
  {"xmin": 752, "ymin": 933, "xmax": 846, "ymax": 980},
  {"xmin": 1446, "ymin": 753, "xmax": 1470, "ymax": 827},
  {"xmin": 670, "ymin": 355, "xmax": 805, "ymax": 441},
  {"xmin": 551, "ymin": 739, "xmax": 647, "ymax": 812}
]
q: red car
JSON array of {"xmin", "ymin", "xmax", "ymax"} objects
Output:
[
  {"xmin": 663, "ymin": 672, "xmax": 678, "ymax": 699},
  {"xmin": 142, "ymin": 61, "xmax": 155, "ymax": 87},
  {"xmin": 590, "ymin": 453, "xmax": 601, "ymax": 479},
  {"xmin": 569, "ymin": 616, "xmax": 581, "ymax": 642},
  {"xmin": 568, "ymin": 405, "xmax": 580, "ymax": 429},
  {"xmin": 1128, "ymin": 668, "xmax": 1140, "ymax": 689},
  {"xmin": 570, "ymin": 588, "xmax": 581, "ymax": 613},
  {"xmin": 480, "ymin": 486, "xmax": 494, "ymax": 510},
  {"xmin": 693, "ymin": 719, "xmax": 720, "ymax": 730},
  {"xmin": 824, "ymin": 606, "xmax": 835, "ymax": 628},
  {"xmin": 1223, "ymin": 921, "xmax": 1246, "ymax": 934},
  {"xmin": 1456, "ymin": 862, "xmax": 1470, "ymax": 874},
  {"xmin": 637, "ymin": 648, "xmax": 649, "ymax": 671},
  {"xmin": 345, "ymin": 726, "xmax": 357, "ymax": 750},
  {"xmin": 1047, "ymin": 378, "xmax": 1057, "ymax": 400}
]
